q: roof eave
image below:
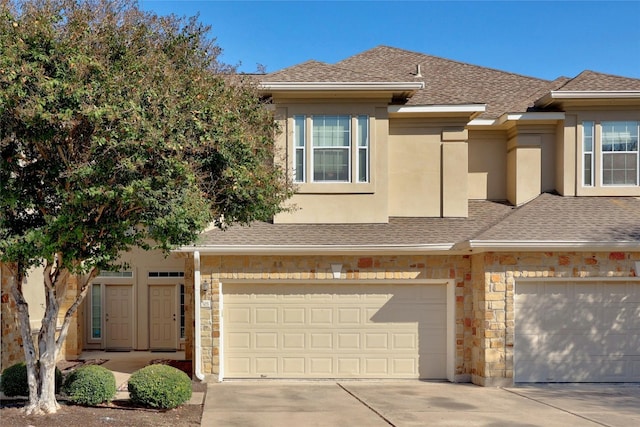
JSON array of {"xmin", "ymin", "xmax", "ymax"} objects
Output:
[
  {"xmin": 469, "ymin": 112, "xmax": 566, "ymax": 128},
  {"xmin": 388, "ymin": 104, "xmax": 486, "ymax": 119},
  {"xmin": 535, "ymin": 90, "xmax": 640, "ymax": 107},
  {"xmin": 461, "ymin": 240, "xmax": 640, "ymax": 252},
  {"xmin": 174, "ymin": 243, "xmax": 453, "ymax": 256},
  {"xmin": 259, "ymin": 81, "xmax": 424, "ymax": 98}
]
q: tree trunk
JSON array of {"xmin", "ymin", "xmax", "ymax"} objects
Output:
[
  {"xmin": 8, "ymin": 264, "xmax": 41, "ymax": 413},
  {"xmin": 8, "ymin": 259, "xmax": 96, "ymax": 415},
  {"xmin": 34, "ymin": 269, "xmax": 61, "ymax": 414}
]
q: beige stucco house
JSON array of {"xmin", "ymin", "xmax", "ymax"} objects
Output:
[{"xmin": 2, "ymin": 46, "xmax": 639, "ymax": 386}]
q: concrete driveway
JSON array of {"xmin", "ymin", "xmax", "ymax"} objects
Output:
[{"xmin": 201, "ymin": 381, "xmax": 640, "ymax": 427}]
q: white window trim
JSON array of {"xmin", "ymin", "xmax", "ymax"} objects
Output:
[
  {"xmin": 292, "ymin": 114, "xmax": 373, "ymax": 192},
  {"xmin": 582, "ymin": 121, "xmax": 594, "ymax": 187},
  {"xmin": 599, "ymin": 121, "xmax": 639, "ymax": 187}
]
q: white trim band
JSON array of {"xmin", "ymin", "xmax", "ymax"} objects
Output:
[
  {"xmin": 388, "ymin": 104, "xmax": 486, "ymax": 114},
  {"xmin": 260, "ymin": 82, "xmax": 425, "ymax": 91}
]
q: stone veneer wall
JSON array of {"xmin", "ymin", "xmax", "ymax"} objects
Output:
[
  {"xmin": 194, "ymin": 251, "xmax": 639, "ymax": 385},
  {"xmin": 472, "ymin": 251, "xmax": 640, "ymax": 386}
]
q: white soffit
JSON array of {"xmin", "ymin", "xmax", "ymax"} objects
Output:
[
  {"xmin": 535, "ymin": 90, "xmax": 640, "ymax": 107},
  {"xmin": 549, "ymin": 90, "xmax": 640, "ymax": 99},
  {"xmin": 388, "ymin": 104, "xmax": 486, "ymax": 114},
  {"xmin": 468, "ymin": 111, "xmax": 566, "ymax": 127}
]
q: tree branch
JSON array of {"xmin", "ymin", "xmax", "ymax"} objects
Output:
[{"xmin": 56, "ymin": 267, "xmax": 99, "ymax": 353}]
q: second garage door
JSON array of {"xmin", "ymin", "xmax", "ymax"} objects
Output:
[
  {"xmin": 223, "ymin": 283, "xmax": 447, "ymax": 379},
  {"xmin": 515, "ymin": 280, "xmax": 640, "ymax": 383}
]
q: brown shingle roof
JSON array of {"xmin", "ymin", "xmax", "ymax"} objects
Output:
[
  {"xmin": 263, "ymin": 60, "xmax": 392, "ymax": 83},
  {"xmin": 555, "ymin": 70, "xmax": 640, "ymax": 91},
  {"xmin": 260, "ymin": 46, "xmax": 640, "ymax": 119},
  {"xmin": 336, "ymin": 46, "xmax": 554, "ymax": 119},
  {"xmin": 194, "ymin": 200, "xmax": 514, "ymax": 249},
  {"xmin": 473, "ymin": 193, "xmax": 640, "ymax": 243}
]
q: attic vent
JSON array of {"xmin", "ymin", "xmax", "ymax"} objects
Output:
[{"xmin": 415, "ymin": 64, "xmax": 422, "ymax": 78}]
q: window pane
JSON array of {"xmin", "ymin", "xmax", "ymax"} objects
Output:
[
  {"xmin": 294, "ymin": 116, "xmax": 305, "ymax": 147},
  {"xmin": 313, "ymin": 148, "xmax": 349, "ymax": 181},
  {"xmin": 312, "ymin": 115, "xmax": 349, "ymax": 147},
  {"xmin": 295, "ymin": 149, "xmax": 304, "ymax": 182},
  {"xmin": 91, "ymin": 284, "xmax": 101, "ymax": 339},
  {"xmin": 583, "ymin": 121, "xmax": 593, "ymax": 152},
  {"xmin": 603, "ymin": 153, "xmax": 638, "ymax": 185},
  {"xmin": 602, "ymin": 121, "xmax": 638, "ymax": 152},
  {"xmin": 584, "ymin": 153, "xmax": 592, "ymax": 186},
  {"xmin": 180, "ymin": 284, "xmax": 185, "ymax": 339},
  {"xmin": 294, "ymin": 116, "xmax": 306, "ymax": 182},
  {"xmin": 357, "ymin": 116, "xmax": 368, "ymax": 147},
  {"xmin": 358, "ymin": 148, "xmax": 368, "ymax": 182}
]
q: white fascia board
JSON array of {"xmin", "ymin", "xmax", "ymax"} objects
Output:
[
  {"xmin": 388, "ymin": 104, "xmax": 486, "ymax": 114},
  {"xmin": 467, "ymin": 118, "xmax": 496, "ymax": 126},
  {"xmin": 259, "ymin": 82, "xmax": 425, "ymax": 91},
  {"xmin": 174, "ymin": 243, "xmax": 453, "ymax": 255},
  {"xmin": 504, "ymin": 112, "xmax": 566, "ymax": 122},
  {"xmin": 549, "ymin": 90, "xmax": 640, "ymax": 99},
  {"xmin": 494, "ymin": 111, "xmax": 566, "ymax": 125},
  {"xmin": 464, "ymin": 240, "xmax": 639, "ymax": 251}
]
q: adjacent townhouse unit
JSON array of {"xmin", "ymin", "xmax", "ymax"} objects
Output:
[{"xmin": 2, "ymin": 46, "xmax": 639, "ymax": 386}]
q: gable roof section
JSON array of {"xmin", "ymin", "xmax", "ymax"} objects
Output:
[
  {"xmin": 468, "ymin": 193, "xmax": 640, "ymax": 250},
  {"xmin": 337, "ymin": 46, "xmax": 555, "ymax": 119},
  {"xmin": 534, "ymin": 70, "xmax": 640, "ymax": 107},
  {"xmin": 555, "ymin": 70, "xmax": 640, "ymax": 91}
]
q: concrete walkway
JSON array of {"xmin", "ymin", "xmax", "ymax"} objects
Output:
[{"xmin": 200, "ymin": 381, "xmax": 640, "ymax": 427}]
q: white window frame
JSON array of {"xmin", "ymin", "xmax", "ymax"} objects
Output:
[
  {"xmin": 600, "ymin": 121, "xmax": 639, "ymax": 187},
  {"xmin": 293, "ymin": 114, "xmax": 370, "ymax": 185},
  {"xmin": 582, "ymin": 121, "xmax": 594, "ymax": 187}
]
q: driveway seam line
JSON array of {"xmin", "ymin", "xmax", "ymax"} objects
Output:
[
  {"xmin": 501, "ymin": 388, "xmax": 610, "ymax": 427},
  {"xmin": 337, "ymin": 382, "xmax": 395, "ymax": 427}
]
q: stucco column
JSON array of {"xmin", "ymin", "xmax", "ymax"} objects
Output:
[
  {"xmin": 506, "ymin": 132, "xmax": 542, "ymax": 206},
  {"xmin": 441, "ymin": 128, "xmax": 469, "ymax": 217}
]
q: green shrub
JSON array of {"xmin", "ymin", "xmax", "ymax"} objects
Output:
[
  {"xmin": 128, "ymin": 364, "xmax": 192, "ymax": 409},
  {"xmin": 62, "ymin": 365, "xmax": 116, "ymax": 406},
  {"xmin": 0, "ymin": 362, "xmax": 62, "ymax": 397}
]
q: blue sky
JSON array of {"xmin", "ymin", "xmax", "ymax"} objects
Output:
[{"xmin": 139, "ymin": 1, "xmax": 640, "ymax": 80}]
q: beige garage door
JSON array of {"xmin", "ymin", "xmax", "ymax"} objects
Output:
[
  {"xmin": 515, "ymin": 281, "xmax": 640, "ymax": 383},
  {"xmin": 223, "ymin": 283, "xmax": 447, "ymax": 379}
]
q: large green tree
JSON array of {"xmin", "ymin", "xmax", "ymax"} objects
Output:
[{"xmin": 0, "ymin": 0, "xmax": 291, "ymax": 414}]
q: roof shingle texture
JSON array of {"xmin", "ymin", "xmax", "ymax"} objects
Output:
[
  {"xmin": 475, "ymin": 193, "xmax": 640, "ymax": 242},
  {"xmin": 555, "ymin": 70, "xmax": 640, "ymax": 91},
  {"xmin": 194, "ymin": 194, "xmax": 640, "ymax": 248},
  {"xmin": 196, "ymin": 200, "xmax": 513, "ymax": 247}
]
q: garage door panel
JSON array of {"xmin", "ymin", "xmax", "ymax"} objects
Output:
[
  {"xmin": 516, "ymin": 281, "xmax": 640, "ymax": 383},
  {"xmin": 223, "ymin": 283, "xmax": 447, "ymax": 379}
]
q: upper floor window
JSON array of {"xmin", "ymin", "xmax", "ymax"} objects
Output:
[
  {"xmin": 582, "ymin": 120, "xmax": 639, "ymax": 187},
  {"xmin": 601, "ymin": 121, "xmax": 638, "ymax": 186},
  {"xmin": 293, "ymin": 115, "xmax": 369, "ymax": 183}
]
